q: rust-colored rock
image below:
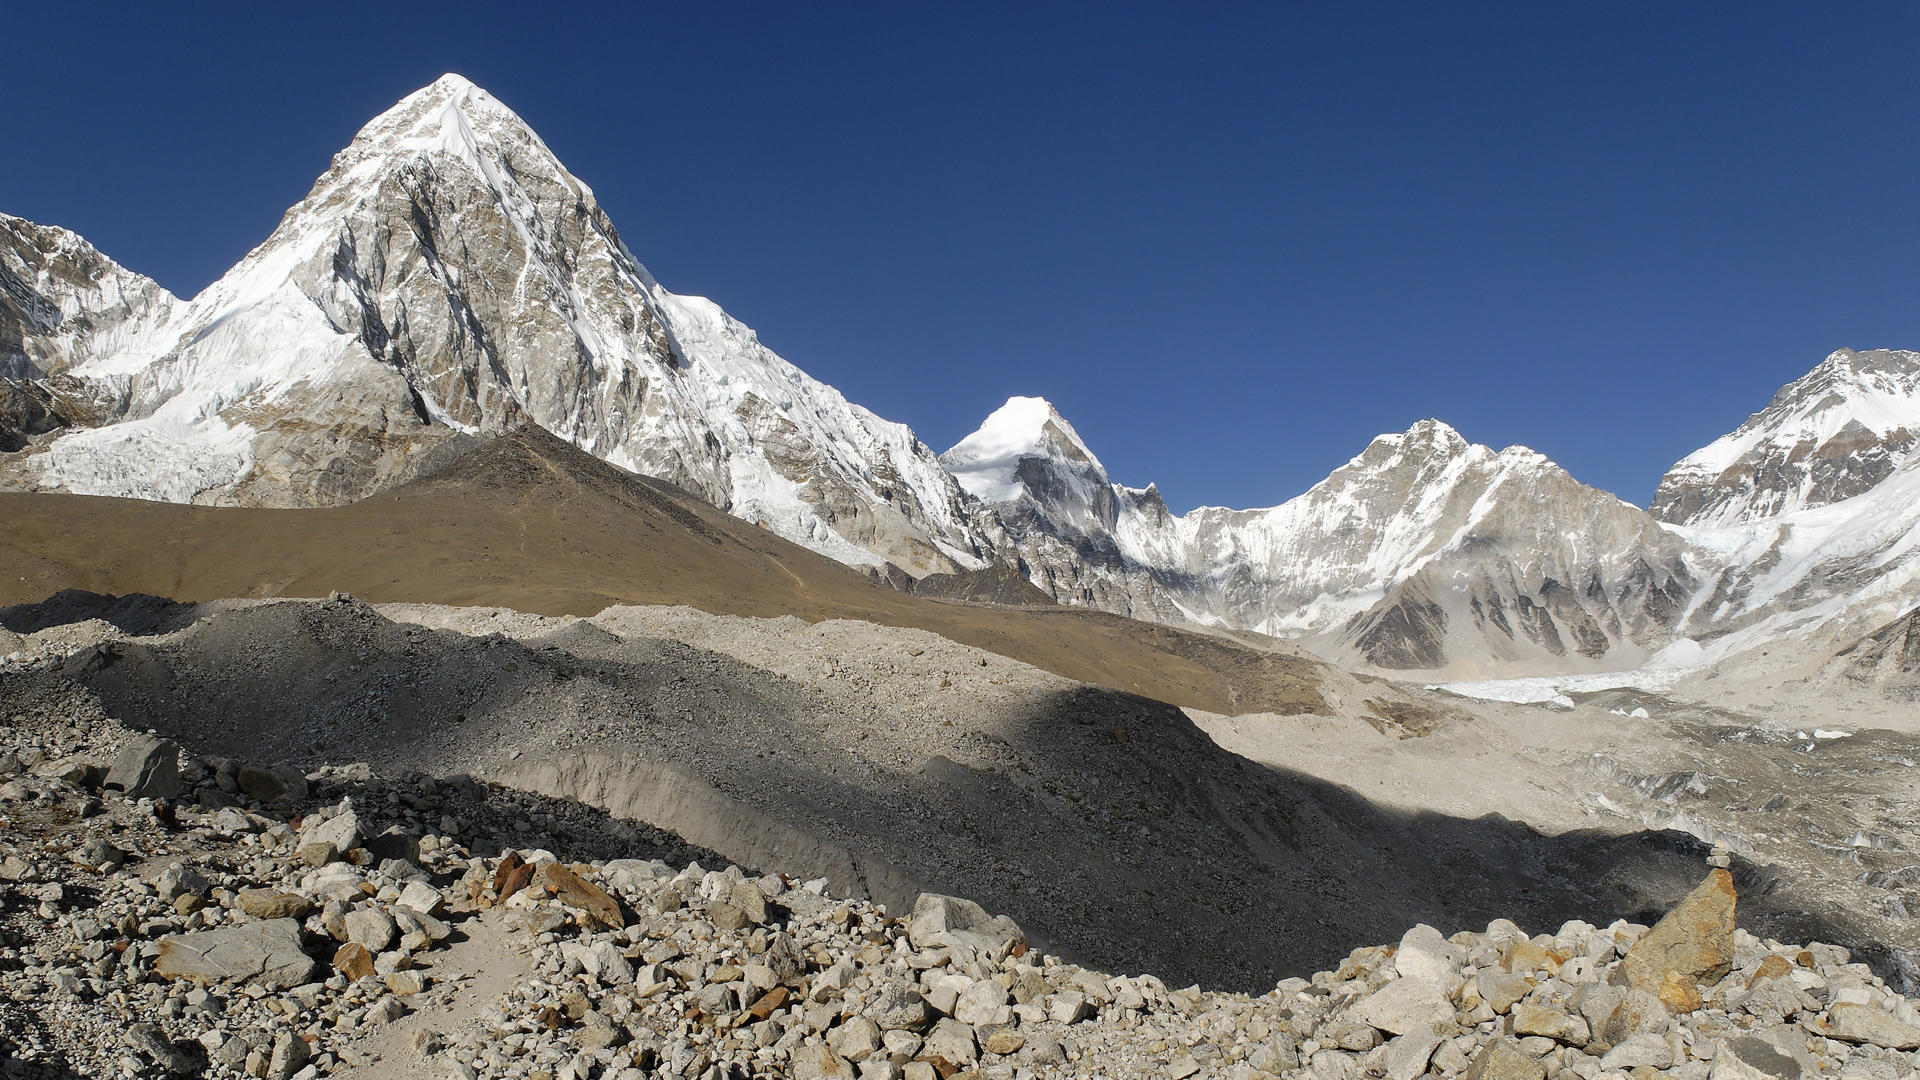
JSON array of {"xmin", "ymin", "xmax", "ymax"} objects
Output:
[
  {"xmin": 491, "ymin": 851, "xmax": 528, "ymax": 900},
  {"xmin": 748, "ymin": 986, "xmax": 790, "ymax": 1021},
  {"xmin": 1656, "ymin": 971, "xmax": 1703, "ymax": 1013},
  {"xmin": 1747, "ymin": 954, "xmax": 1792, "ymax": 988},
  {"xmin": 1620, "ymin": 869, "xmax": 1736, "ymax": 1003},
  {"xmin": 498, "ymin": 861, "xmax": 536, "ymax": 904},
  {"xmin": 534, "ymin": 861, "xmax": 625, "ymax": 929},
  {"xmin": 332, "ymin": 941, "xmax": 375, "ymax": 981}
]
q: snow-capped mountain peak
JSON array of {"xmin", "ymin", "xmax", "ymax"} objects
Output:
[
  {"xmin": 5, "ymin": 75, "xmax": 1000, "ymax": 573},
  {"xmin": 941, "ymin": 396, "xmax": 1107, "ymax": 502},
  {"xmin": 1652, "ymin": 348, "xmax": 1920, "ymax": 527}
]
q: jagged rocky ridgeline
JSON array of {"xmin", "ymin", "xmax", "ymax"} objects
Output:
[
  {"xmin": 10, "ymin": 74, "xmax": 1920, "ymax": 675},
  {"xmin": 3, "ymin": 721, "xmax": 1918, "ymax": 1080}
]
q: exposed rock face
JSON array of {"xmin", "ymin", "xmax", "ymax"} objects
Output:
[
  {"xmin": 1831, "ymin": 604, "xmax": 1920, "ymax": 697},
  {"xmin": 1653, "ymin": 348, "xmax": 1920, "ymax": 528},
  {"xmin": 911, "ymin": 566, "xmax": 1055, "ymax": 607}
]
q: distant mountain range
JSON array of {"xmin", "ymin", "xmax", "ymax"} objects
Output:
[{"xmin": 8, "ymin": 74, "xmax": 1920, "ymax": 678}]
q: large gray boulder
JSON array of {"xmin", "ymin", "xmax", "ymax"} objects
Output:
[
  {"xmin": 906, "ymin": 893, "xmax": 1024, "ymax": 958},
  {"xmin": 153, "ymin": 918, "xmax": 316, "ymax": 990},
  {"xmin": 104, "ymin": 736, "xmax": 180, "ymax": 800}
]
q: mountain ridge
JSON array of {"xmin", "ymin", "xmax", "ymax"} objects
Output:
[{"xmin": 8, "ymin": 74, "xmax": 1920, "ymax": 677}]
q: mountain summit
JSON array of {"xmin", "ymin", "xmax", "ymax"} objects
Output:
[{"xmin": 1, "ymin": 75, "xmax": 997, "ymax": 573}]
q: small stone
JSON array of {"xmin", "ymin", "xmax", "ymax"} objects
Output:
[
  {"xmin": 709, "ymin": 899, "xmax": 749, "ymax": 931},
  {"xmin": 1477, "ymin": 971, "xmax": 1532, "ymax": 1014},
  {"xmin": 980, "ymin": 1025, "xmax": 1025, "ymax": 1056},
  {"xmin": 953, "ymin": 979, "xmax": 1011, "ymax": 1026},
  {"xmin": 748, "ymin": 986, "xmax": 791, "ymax": 1021},
  {"xmin": 1381, "ymin": 1030, "xmax": 1442, "ymax": 1080},
  {"xmin": 386, "ymin": 970, "xmax": 426, "ymax": 995},
  {"xmin": 237, "ymin": 889, "xmax": 314, "ymax": 921},
  {"xmin": 1599, "ymin": 1032, "xmax": 1675, "ymax": 1071},
  {"xmin": 301, "ymin": 807, "xmax": 363, "ymax": 854},
  {"xmin": 1167, "ymin": 1057, "xmax": 1201, "ymax": 1079},
  {"xmin": 1463, "ymin": 1036, "xmax": 1547, "ymax": 1080},
  {"xmin": 1710, "ymin": 1035, "xmax": 1803, "ymax": 1079},
  {"xmin": 1047, "ymin": 989, "xmax": 1093, "ymax": 1024},
  {"xmin": 334, "ymin": 941, "xmax": 376, "ymax": 981},
  {"xmin": 577, "ymin": 1010, "xmax": 622, "ymax": 1050},
  {"xmin": 126, "ymin": 1023, "xmax": 197, "ymax": 1075},
  {"xmin": 906, "ymin": 893, "xmax": 1024, "ymax": 958},
  {"xmin": 829, "ymin": 1016, "xmax": 884, "ymax": 1062},
  {"xmin": 344, "ymin": 907, "xmax": 397, "ymax": 952},
  {"xmin": 398, "ymin": 880, "xmax": 444, "ymax": 915},
  {"xmin": 1396, "ymin": 924, "xmax": 1466, "ymax": 985},
  {"xmin": 870, "ymin": 985, "xmax": 933, "ymax": 1031},
  {"xmin": 266, "ymin": 1031, "xmax": 311, "ymax": 1080},
  {"xmin": 1509, "ymin": 1003, "xmax": 1589, "ymax": 1045},
  {"xmin": 730, "ymin": 879, "xmax": 772, "ymax": 925},
  {"xmin": 790, "ymin": 1041, "xmax": 855, "ymax": 1080},
  {"xmin": 920, "ymin": 1017, "xmax": 978, "ymax": 1066}
]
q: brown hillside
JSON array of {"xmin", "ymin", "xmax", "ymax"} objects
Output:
[{"xmin": 0, "ymin": 428, "xmax": 1329, "ymax": 716}]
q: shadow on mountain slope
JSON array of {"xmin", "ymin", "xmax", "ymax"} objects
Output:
[{"xmin": 7, "ymin": 596, "xmax": 1871, "ymax": 993}]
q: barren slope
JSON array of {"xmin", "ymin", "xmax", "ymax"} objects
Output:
[{"xmin": 0, "ymin": 427, "xmax": 1333, "ymax": 717}]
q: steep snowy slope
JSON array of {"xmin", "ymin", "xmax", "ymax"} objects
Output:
[
  {"xmin": 945, "ymin": 405, "xmax": 1701, "ymax": 672},
  {"xmin": 1652, "ymin": 348, "xmax": 1920, "ymax": 527},
  {"xmin": 1, "ymin": 214, "xmax": 178, "ymax": 381},
  {"xmin": 2, "ymin": 76, "xmax": 994, "ymax": 573}
]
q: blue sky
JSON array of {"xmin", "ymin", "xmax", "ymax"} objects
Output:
[{"xmin": 7, "ymin": 3, "xmax": 1918, "ymax": 511}]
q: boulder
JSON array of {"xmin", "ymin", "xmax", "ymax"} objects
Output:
[
  {"xmin": 1619, "ymin": 869, "xmax": 1736, "ymax": 1005},
  {"xmin": 1396, "ymin": 924, "xmax": 1466, "ymax": 985},
  {"xmin": 906, "ymin": 893, "xmax": 1024, "ymax": 958},
  {"xmin": 234, "ymin": 765, "xmax": 287, "ymax": 802},
  {"xmin": 1817, "ymin": 1002, "xmax": 1920, "ymax": 1049},
  {"xmin": 154, "ymin": 918, "xmax": 316, "ymax": 990},
  {"xmin": 920, "ymin": 1018, "xmax": 978, "ymax": 1066},
  {"xmin": 1353, "ymin": 976, "xmax": 1456, "ymax": 1036},
  {"xmin": 301, "ymin": 808, "xmax": 363, "ymax": 854},
  {"xmin": 104, "ymin": 736, "xmax": 179, "ymax": 800}
]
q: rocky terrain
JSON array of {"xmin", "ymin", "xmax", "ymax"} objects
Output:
[
  {"xmin": 4, "ymin": 676, "xmax": 1920, "ymax": 1080},
  {"xmin": 0, "ymin": 594, "xmax": 1781, "ymax": 992}
]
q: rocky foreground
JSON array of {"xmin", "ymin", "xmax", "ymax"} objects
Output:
[{"xmin": 2, "ymin": 716, "xmax": 1919, "ymax": 1080}]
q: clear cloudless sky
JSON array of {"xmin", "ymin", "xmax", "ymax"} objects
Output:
[{"xmin": 6, "ymin": 3, "xmax": 1919, "ymax": 511}]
